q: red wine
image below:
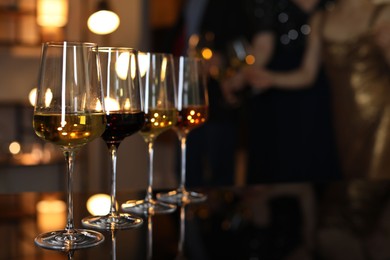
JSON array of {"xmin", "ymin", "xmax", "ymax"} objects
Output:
[{"xmin": 102, "ymin": 111, "xmax": 145, "ymax": 144}]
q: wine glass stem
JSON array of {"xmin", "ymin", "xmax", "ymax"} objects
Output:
[
  {"xmin": 179, "ymin": 136, "xmax": 187, "ymax": 191},
  {"xmin": 111, "ymin": 230, "xmax": 117, "ymax": 260},
  {"xmin": 146, "ymin": 141, "xmax": 154, "ymax": 202},
  {"xmin": 64, "ymin": 150, "xmax": 76, "ymax": 232},
  {"xmin": 109, "ymin": 144, "xmax": 119, "ymax": 216}
]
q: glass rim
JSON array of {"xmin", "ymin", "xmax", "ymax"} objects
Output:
[
  {"xmin": 175, "ymin": 55, "xmax": 203, "ymax": 62},
  {"xmin": 97, "ymin": 46, "xmax": 138, "ymax": 53},
  {"xmin": 138, "ymin": 51, "xmax": 173, "ymax": 57},
  {"xmin": 43, "ymin": 41, "xmax": 98, "ymax": 48}
]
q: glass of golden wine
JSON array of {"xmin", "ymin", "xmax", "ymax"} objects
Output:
[
  {"xmin": 157, "ymin": 56, "xmax": 209, "ymax": 204},
  {"xmin": 121, "ymin": 52, "xmax": 177, "ymax": 215},
  {"xmin": 33, "ymin": 42, "xmax": 106, "ymax": 250}
]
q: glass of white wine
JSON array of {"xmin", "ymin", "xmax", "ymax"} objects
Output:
[
  {"xmin": 33, "ymin": 42, "xmax": 106, "ymax": 250},
  {"xmin": 121, "ymin": 52, "xmax": 177, "ymax": 215},
  {"xmin": 157, "ymin": 56, "xmax": 209, "ymax": 204}
]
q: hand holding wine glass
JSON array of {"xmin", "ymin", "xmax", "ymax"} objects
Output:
[
  {"xmin": 121, "ymin": 52, "xmax": 177, "ymax": 215},
  {"xmin": 82, "ymin": 47, "xmax": 144, "ymax": 230},
  {"xmin": 33, "ymin": 41, "xmax": 106, "ymax": 250},
  {"xmin": 157, "ymin": 56, "xmax": 209, "ymax": 204}
]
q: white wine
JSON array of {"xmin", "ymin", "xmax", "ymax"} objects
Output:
[
  {"xmin": 139, "ymin": 109, "xmax": 177, "ymax": 143},
  {"xmin": 33, "ymin": 112, "xmax": 106, "ymax": 149}
]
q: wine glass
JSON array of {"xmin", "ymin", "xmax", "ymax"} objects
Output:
[
  {"xmin": 121, "ymin": 52, "xmax": 177, "ymax": 215},
  {"xmin": 82, "ymin": 47, "xmax": 144, "ymax": 230},
  {"xmin": 33, "ymin": 41, "xmax": 106, "ymax": 250},
  {"xmin": 157, "ymin": 56, "xmax": 209, "ymax": 204},
  {"xmin": 226, "ymin": 37, "xmax": 252, "ymax": 71},
  {"xmin": 110, "ymin": 230, "xmax": 117, "ymax": 260},
  {"xmin": 225, "ymin": 37, "xmax": 256, "ymax": 99}
]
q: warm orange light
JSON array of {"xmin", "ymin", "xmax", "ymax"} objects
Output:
[
  {"xmin": 29, "ymin": 88, "xmax": 37, "ymax": 106},
  {"xmin": 160, "ymin": 57, "xmax": 168, "ymax": 81},
  {"xmin": 88, "ymin": 10, "xmax": 120, "ymax": 35},
  {"xmin": 37, "ymin": 0, "xmax": 68, "ymax": 27},
  {"xmin": 245, "ymin": 54, "xmax": 256, "ymax": 65},
  {"xmin": 201, "ymin": 48, "xmax": 213, "ymax": 60},
  {"xmin": 115, "ymin": 52, "xmax": 130, "ymax": 80},
  {"xmin": 86, "ymin": 194, "xmax": 111, "ymax": 216},
  {"xmin": 138, "ymin": 52, "xmax": 149, "ymax": 77},
  {"xmin": 9, "ymin": 142, "xmax": 21, "ymax": 155},
  {"xmin": 44, "ymin": 88, "xmax": 53, "ymax": 107},
  {"xmin": 36, "ymin": 199, "xmax": 66, "ymax": 232},
  {"xmin": 104, "ymin": 97, "xmax": 120, "ymax": 112}
]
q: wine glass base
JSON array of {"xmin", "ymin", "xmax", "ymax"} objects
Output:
[
  {"xmin": 121, "ymin": 199, "xmax": 176, "ymax": 215},
  {"xmin": 34, "ymin": 229, "xmax": 104, "ymax": 251},
  {"xmin": 81, "ymin": 213, "xmax": 143, "ymax": 230},
  {"xmin": 157, "ymin": 190, "xmax": 207, "ymax": 205}
]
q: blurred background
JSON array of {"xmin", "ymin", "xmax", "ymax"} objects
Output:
[
  {"xmin": 3, "ymin": 2, "xmax": 390, "ymax": 259},
  {"xmin": 0, "ymin": 0, "xmax": 183, "ymax": 193}
]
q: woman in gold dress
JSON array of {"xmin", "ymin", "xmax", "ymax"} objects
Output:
[
  {"xmin": 321, "ymin": 1, "xmax": 390, "ymax": 178},
  {"xmin": 224, "ymin": 0, "xmax": 390, "ymax": 179}
]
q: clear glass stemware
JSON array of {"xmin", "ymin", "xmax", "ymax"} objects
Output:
[
  {"xmin": 33, "ymin": 41, "xmax": 106, "ymax": 250},
  {"xmin": 157, "ymin": 56, "xmax": 209, "ymax": 204},
  {"xmin": 121, "ymin": 52, "xmax": 177, "ymax": 215},
  {"xmin": 82, "ymin": 47, "xmax": 144, "ymax": 230}
]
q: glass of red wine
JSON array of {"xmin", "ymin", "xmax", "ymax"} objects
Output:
[
  {"xmin": 157, "ymin": 56, "xmax": 209, "ymax": 204},
  {"xmin": 82, "ymin": 47, "xmax": 144, "ymax": 230}
]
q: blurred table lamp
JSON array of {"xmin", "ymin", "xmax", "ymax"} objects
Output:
[
  {"xmin": 88, "ymin": 0, "xmax": 120, "ymax": 35},
  {"xmin": 36, "ymin": 0, "xmax": 68, "ymax": 41},
  {"xmin": 37, "ymin": 199, "xmax": 66, "ymax": 232}
]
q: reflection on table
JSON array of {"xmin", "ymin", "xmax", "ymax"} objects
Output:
[{"xmin": 1, "ymin": 180, "xmax": 390, "ymax": 259}]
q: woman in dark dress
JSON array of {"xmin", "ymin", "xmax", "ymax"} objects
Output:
[{"xmin": 227, "ymin": 0, "xmax": 341, "ymax": 183}]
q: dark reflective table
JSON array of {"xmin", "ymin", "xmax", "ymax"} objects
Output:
[{"xmin": 1, "ymin": 180, "xmax": 390, "ymax": 259}]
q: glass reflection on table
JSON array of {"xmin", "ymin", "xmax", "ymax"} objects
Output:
[{"xmin": 2, "ymin": 182, "xmax": 390, "ymax": 259}]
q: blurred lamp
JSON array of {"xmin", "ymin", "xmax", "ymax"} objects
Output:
[
  {"xmin": 37, "ymin": 0, "xmax": 69, "ymax": 27},
  {"xmin": 36, "ymin": 199, "xmax": 66, "ymax": 232},
  {"xmin": 104, "ymin": 97, "xmax": 120, "ymax": 111},
  {"xmin": 29, "ymin": 88, "xmax": 37, "ymax": 106},
  {"xmin": 115, "ymin": 52, "xmax": 130, "ymax": 80},
  {"xmin": 138, "ymin": 52, "xmax": 149, "ymax": 77},
  {"xmin": 9, "ymin": 141, "xmax": 21, "ymax": 155},
  {"xmin": 86, "ymin": 193, "xmax": 111, "ymax": 216},
  {"xmin": 29, "ymin": 87, "xmax": 53, "ymax": 107},
  {"xmin": 88, "ymin": 0, "xmax": 120, "ymax": 35}
]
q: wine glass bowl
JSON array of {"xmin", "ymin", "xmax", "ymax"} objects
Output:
[
  {"xmin": 81, "ymin": 47, "xmax": 144, "ymax": 230},
  {"xmin": 121, "ymin": 52, "xmax": 177, "ymax": 215},
  {"xmin": 33, "ymin": 41, "xmax": 106, "ymax": 250},
  {"xmin": 157, "ymin": 56, "xmax": 209, "ymax": 205},
  {"xmin": 226, "ymin": 37, "xmax": 253, "ymax": 70}
]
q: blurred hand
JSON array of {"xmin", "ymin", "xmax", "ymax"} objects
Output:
[
  {"xmin": 221, "ymin": 70, "xmax": 246, "ymax": 105},
  {"xmin": 243, "ymin": 66, "xmax": 273, "ymax": 90}
]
